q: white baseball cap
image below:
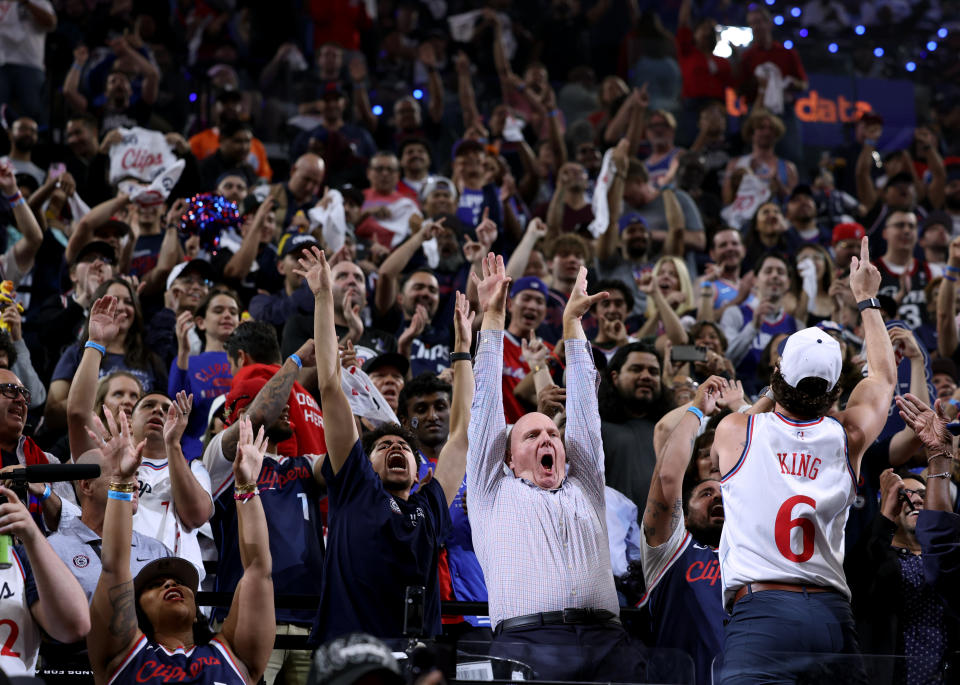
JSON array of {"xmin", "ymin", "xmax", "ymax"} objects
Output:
[{"xmin": 779, "ymin": 327, "xmax": 843, "ymax": 391}]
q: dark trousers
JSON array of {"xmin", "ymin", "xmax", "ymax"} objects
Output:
[
  {"xmin": 491, "ymin": 623, "xmax": 649, "ymax": 682},
  {"xmin": 718, "ymin": 589, "xmax": 868, "ymax": 684}
]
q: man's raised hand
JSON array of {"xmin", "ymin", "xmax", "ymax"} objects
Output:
[
  {"xmin": 453, "ymin": 291, "xmax": 475, "ymax": 352},
  {"xmin": 293, "ymin": 246, "xmax": 332, "ymax": 297},
  {"xmin": 849, "ymin": 236, "xmax": 881, "ymax": 301},
  {"xmin": 471, "ymin": 253, "xmax": 511, "ymax": 315},
  {"xmin": 162, "ymin": 391, "xmax": 193, "ymax": 447},
  {"xmin": 896, "ymin": 393, "xmax": 952, "ymax": 459},
  {"xmin": 234, "ymin": 415, "xmax": 267, "ymax": 487},
  {"xmin": 564, "ymin": 266, "xmax": 608, "ymax": 321}
]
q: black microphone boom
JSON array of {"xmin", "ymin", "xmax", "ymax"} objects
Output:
[{"xmin": 5, "ymin": 464, "xmax": 101, "ymax": 483}]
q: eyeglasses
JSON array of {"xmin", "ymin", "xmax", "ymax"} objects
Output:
[
  {"xmin": 0, "ymin": 383, "xmax": 30, "ymax": 404},
  {"xmin": 79, "ymin": 254, "xmax": 115, "ymax": 266},
  {"xmin": 177, "ymin": 278, "xmax": 214, "ymax": 290},
  {"xmin": 900, "ymin": 487, "xmax": 926, "ymax": 499}
]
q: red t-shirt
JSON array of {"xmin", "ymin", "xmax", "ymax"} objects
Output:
[
  {"xmin": 231, "ymin": 363, "xmax": 326, "ymax": 457},
  {"xmin": 502, "ymin": 331, "xmax": 554, "ymax": 424},
  {"xmin": 739, "ymin": 42, "xmax": 807, "ymax": 86},
  {"xmin": 675, "ymin": 25, "xmax": 735, "ymax": 99}
]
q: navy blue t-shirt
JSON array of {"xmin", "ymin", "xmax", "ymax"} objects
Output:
[
  {"xmin": 207, "ymin": 433, "xmax": 325, "ymax": 625},
  {"xmin": 312, "ymin": 440, "xmax": 451, "ymax": 642},
  {"xmin": 639, "ymin": 532, "xmax": 724, "ymax": 685}
]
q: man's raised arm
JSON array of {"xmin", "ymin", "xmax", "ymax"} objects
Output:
[
  {"xmin": 562, "ymin": 267, "xmax": 609, "ymax": 484},
  {"xmin": 434, "ymin": 291, "xmax": 475, "ymax": 507},
  {"xmin": 295, "ymin": 247, "xmax": 359, "ymax": 475},
  {"xmin": 467, "ymin": 254, "xmax": 512, "ymax": 501}
]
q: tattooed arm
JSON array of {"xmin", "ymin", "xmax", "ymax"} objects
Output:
[
  {"xmin": 643, "ymin": 376, "xmax": 725, "ymax": 546},
  {"xmin": 218, "ymin": 337, "xmax": 316, "ymax": 462},
  {"xmin": 87, "ymin": 410, "xmax": 145, "ymax": 683}
]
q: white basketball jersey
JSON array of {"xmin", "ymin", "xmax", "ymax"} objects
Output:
[
  {"xmin": 719, "ymin": 412, "xmax": 856, "ymax": 609},
  {"xmin": 0, "ymin": 549, "xmax": 41, "ymax": 676},
  {"xmin": 133, "ymin": 458, "xmax": 212, "ymax": 581}
]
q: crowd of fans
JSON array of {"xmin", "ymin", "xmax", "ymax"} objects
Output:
[{"xmin": 1, "ymin": 0, "xmax": 960, "ymax": 683}]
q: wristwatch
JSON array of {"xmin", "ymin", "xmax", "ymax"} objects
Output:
[
  {"xmin": 857, "ymin": 297, "xmax": 881, "ymax": 312},
  {"xmin": 758, "ymin": 385, "xmax": 775, "ymax": 402}
]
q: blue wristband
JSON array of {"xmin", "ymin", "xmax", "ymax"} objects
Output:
[
  {"xmin": 949, "ymin": 399, "xmax": 960, "ymax": 410},
  {"xmin": 946, "ymin": 265, "xmax": 960, "ymax": 274},
  {"xmin": 108, "ymin": 490, "xmax": 133, "ymax": 502},
  {"xmin": 39, "ymin": 484, "xmax": 51, "ymax": 502},
  {"xmin": 85, "ymin": 341, "xmax": 106, "ymax": 355},
  {"xmin": 687, "ymin": 406, "xmax": 704, "ymax": 422},
  {"xmin": 288, "ymin": 353, "xmax": 303, "ymax": 369}
]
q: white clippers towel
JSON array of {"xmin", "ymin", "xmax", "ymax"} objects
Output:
[
  {"xmin": 754, "ymin": 62, "xmax": 785, "ymax": 115},
  {"xmin": 586, "ymin": 147, "xmax": 617, "ymax": 239},
  {"xmin": 720, "ymin": 172, "xmax": 771, "ymax": 231},
  {"xmin": 375, "ymin": 197, "xmax": 421, "ymax": 247},
  {"xmin": 342, "ymin": 364, "xmax": 399, "ymax": 427},
  {"xmin": 118, "ymin": 159, "xmax": 185, "ymax": 207},
  {"xmin": 308, "ymin": 189, "xmax": 348, "ymax": 254},
  {"xmin": 109, "ymin": 127, "xmax": 178, "ymax": 183},
  {"xmin": 66, "ymin": 191, "xmax": 92, "ymax": 221}
]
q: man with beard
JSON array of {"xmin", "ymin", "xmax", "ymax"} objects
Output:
[
  {"xmin": 847, "ymin": 469, "xmax": 957, "ymax": 683},
  {"xmin": 398, "ymin": 374, "xmax": 490, "ymax": 635},
  {"xmin": 24, "ymin": 239, "xmax": 114, "ymax": 382},
  {"xmin": 197, "ymin": 119, "xmax": 258, "ymax": 189},
  {"xmin": 358, "ymin": 151, "xmax": 418, "ymax": 248},
  {"xmin": 784, "ymin": 184, "xmax": 832, "ymax": 248},
  {"xmin": 203, "ymin": 336, "xmax": 326, "ymax": 685},
  {"xmin": 720, "ymin": 252, "xmax": 798, "ymax": 395},
  {"xmin": 599, "ymin": 342, "xmax": 674, "ymax": 515},
  {"xmin": 541, "ymin": 162, "xmax": 594, "ymax": 236},
  {"xmin": 875, "ymin": 210, "xmax": 933, "ymax": 330},
  {"xmin": 373, "ymin": 265, "xmax": 451, "ymax": 377},
  {"xmin": 703, "ymin": 228, "xmax": 748, "ymax": 312},
  {"xmin": 919, "ymin": 211, "xmax": 952, "ymax": 276},
  {"xmin": 281, "ymin": 257, "xmax": 396, "ymax": 364},
  {"xmin": 299, "ymin": 247, "xmax": 471, "ymax": 641},
  {"xmin": 64, "ymin": 48, "xmax": 158, "ymax": 133},
  {"xmin": 291, "ymin": 83, "xmax": 376, "ymax": 164},
  {"xmin": 598, "ymin": 210, "xmax": 654, "ymax": 318},
  {"xmin": 1, "ymin": 118, "xmax": 44, "ymax": 186},
  {"xmin": 189, "ymin": 89, "xmax": 273, "ymax": 182},
  {"xmin": 640, "ymin": 377, "xmax": 728, "ymax": 685},
  {"xmin": 397, "ymin": 137, "xmax": 432, "ymax": 200}
]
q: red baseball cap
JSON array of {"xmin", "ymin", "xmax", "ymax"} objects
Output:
[
  {"xmin": 223, "ymin": 377, "xmax": 268, "ymax": 426},
  {"xmin": 832, "ymin": 222, "xmax": 866, "ymax": 246}
]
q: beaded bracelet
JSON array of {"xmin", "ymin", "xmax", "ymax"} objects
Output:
[{"xmin": 234, "ymin": 489, "xmax": 260, "ymax": 502}]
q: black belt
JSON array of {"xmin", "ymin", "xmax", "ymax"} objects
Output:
[{"xmin": 495, "ymin": 608, "xmax": 620, "ymax": 634}]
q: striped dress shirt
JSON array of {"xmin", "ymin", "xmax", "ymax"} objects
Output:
[{"xmin": 467, "ymin": 329, "xmax": 620, "ymax": 629}]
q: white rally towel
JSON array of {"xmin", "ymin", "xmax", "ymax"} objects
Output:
[
  {"xmin": 720, "ymin": 171, "xmax": 771, "ymax": 231},
  {"xmin": 754, "ymin": 62, "xmax": 785, "ymax": 115},
  {"xmin": 109, "ymin": 127, "xmax": 178, "ymax": 184},
  {"xmin": 586, "ymin": 147, "xmax": 617, "ymax": 239},
  {"xmin": 118, "ymin": 159, "xmax": 185, "ymax": 207},
  {"xmin": 375, "ymin": 197, "xmax": 421, "ymax": 247},
  {"xmin": 341, "ymin": 364, "xmax": 399, "ymax": 427},
  {"xmin": 447, "ymin": 11, "xmax": 516, "ymax": 60},
  {"xmin": 307, "ymin": 189, "xmax": 348, "ymax": 254}
]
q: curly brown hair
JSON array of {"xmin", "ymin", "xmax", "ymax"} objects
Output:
[{"xmin": 770, "ymin": 368, "xmax": 843, "ymax": 420}]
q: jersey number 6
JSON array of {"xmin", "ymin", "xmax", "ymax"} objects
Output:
[{"xmin": 774, "ymin": 495, "xmax": 816, "ymax": 563}]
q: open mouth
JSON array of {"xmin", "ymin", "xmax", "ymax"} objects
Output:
[
  {"xmin": 540, "ymin": 453, "xmax": 554, "ymax": 470},
  {"xmin": 711, "ymin": 504, "xmax": 725, "ymax": 518},
  {"xmin": 163, "ymin": 588, "xmax": 184, "ymax": 601},
  {"xmin": 387, "ymin": 453, "xmax": 407, "ymax": 472},
  {"xmin": 147, "ymin": 418, "xmax": 165, "ymax": 430}
]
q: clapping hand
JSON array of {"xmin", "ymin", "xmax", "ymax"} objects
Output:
[
  {"xmin": 293, "ymin": 246, "xmax": 332, "ymax": 297},
  {"xmin": 88, "ymin": 296, "xmax": 121, "ymax": 346},
  {"xmin": 521, "ymin": 331, "xmax": 549, "ymax": 370},
  {"xmin": 162, "ymin": 391, "xmax": 193, "ymax": 447},
  {"xmin": 896, "ymin": 393, "xmax": 952, "ymax": 459},
  {"xmin": 564, "ymin": 266, "xmax": 608, "ymax": 321},
  {"xmin": 233, "ymin": 415, "xmax": 267, "ymax": 487},
  {"xmin": 692, "ymin": 375, "xmax": 726, "ymax": 415},
  {"xmin": 471, "ymin": 253, "xmax": 512, "ymax": 315}
]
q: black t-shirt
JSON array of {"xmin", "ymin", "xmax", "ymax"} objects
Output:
[{"xmin": 312, "ymin": 439, "xmax": 450, "ymax": 642}]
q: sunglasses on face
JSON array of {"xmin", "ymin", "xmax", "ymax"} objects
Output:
[
  {"xmin": 79, "ymin": 254, "xmax": 115, "ymax": 266},
  {"xmin": 0, "ymin": 383, "xmax": 30, "ymax": 404}
]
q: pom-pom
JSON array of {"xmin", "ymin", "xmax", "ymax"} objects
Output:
[{"xmin": 178, "ymin": 193, "xmax": 240, "ymax": 251}]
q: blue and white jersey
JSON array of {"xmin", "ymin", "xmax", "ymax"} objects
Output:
[
  {"xmin": 107, "ymin": 636, "xmax": 246, "ymax": 685},
  {"xmin": 639, "ymin": 522, "xmax": 724, "ymax": 685}
]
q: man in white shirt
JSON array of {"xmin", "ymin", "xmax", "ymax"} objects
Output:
[{"xmin": 0, "ymin": 0, "xmax": 56, "ymax": 123}]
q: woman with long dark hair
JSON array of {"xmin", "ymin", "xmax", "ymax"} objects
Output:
[{"xmin": 46, "ymin": 277, "xmax": 165, "ymax": 432}]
